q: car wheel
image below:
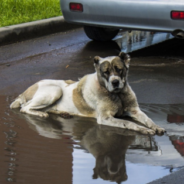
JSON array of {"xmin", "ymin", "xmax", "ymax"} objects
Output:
[{"xmin": 84, "ymin": 26, "xmax": 119, "ymax": 41}]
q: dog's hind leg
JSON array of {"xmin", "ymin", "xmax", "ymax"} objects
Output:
[
  {"xmin": 10, "ymin": 94, "xmax": 26, "ymax": 109},
  {"xmin": 10, "ymin": 96, "xmax": 22, "ymax": 109},
  {"xmin": 20, "ymin": 85, "xmax": 63, "ymax": 118},
  {"xmin": 20, "ymin": 108, "xmax": 49, "ymax": 118},
  {"xmin": 20, "ymin": 99, "xmax": 51, "ymax": 117}
]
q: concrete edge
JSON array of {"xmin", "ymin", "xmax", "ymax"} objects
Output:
[
  {"xmin": 148, "ymin": 167, "xmax": 184, "ymax": 184},
  {"xmin": 0, "ymin": 16, "xmax": 81, "ymax": 46}
]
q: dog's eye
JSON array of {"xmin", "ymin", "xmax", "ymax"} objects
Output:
[
  {"xmin": 104, "ymin": 71, "xmax": 109, "ymax": 75},
  {"xmin": 116, "ymin": 68, "xmax": 122, "ymax": 73}
]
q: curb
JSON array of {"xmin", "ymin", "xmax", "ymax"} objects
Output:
[
  {"xmin": 0, "ymin": 16, "xmax": 81, "ymax": 46},
  {"xmin": 148, "ymin": 167, "xmax": 184, "ymax": 184}
]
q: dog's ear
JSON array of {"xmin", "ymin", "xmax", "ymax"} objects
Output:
[
  {"xmin": 119, "ymin": 52, "xmax": 130, "ymax": 68},
  {"xmin": 94, "ymin": 56, "xmax": 100, "ymax": 65}
]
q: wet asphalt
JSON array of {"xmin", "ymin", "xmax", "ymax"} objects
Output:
[
  {"xmin": 0, "ymin": 28, "xmax": 184, "ymax": 184},
  {"xmin": 0, "ymin": 28, "xmax": 184, "ymax": 104}
]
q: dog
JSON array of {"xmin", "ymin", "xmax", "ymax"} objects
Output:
[{"xmin": 10, "ymin": 52, "xmax": 165, "ymax": 135}]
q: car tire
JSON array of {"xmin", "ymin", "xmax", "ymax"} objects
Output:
[{"xmin": 84, "ymin": 26, "xmax": 119, "ymax": 41}]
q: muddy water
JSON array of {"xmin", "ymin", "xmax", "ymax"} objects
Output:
[{"xmin": 0, "ymin": 95, "xmax": 184, "ymax": 184}]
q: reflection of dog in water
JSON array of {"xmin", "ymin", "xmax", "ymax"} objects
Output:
[
  {"xmin": 23, "ymin": 115, "xmax": 139, "ymax": 184},
  {"xmin": 10, "ymin": 52, "xmax": 165, "ymax": 135},
  {"xmin": 79, "ymin": 125, "xmax": 135, "ymax": 184}
]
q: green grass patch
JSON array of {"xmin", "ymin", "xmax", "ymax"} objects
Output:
[{"xmin": 0, "ymin": 0, "xmax": 62, "ymax": 27}]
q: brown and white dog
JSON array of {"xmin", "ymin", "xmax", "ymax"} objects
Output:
[{"xmin": 10, "ymin": 52, "xmax": 165, "ymax": 135}]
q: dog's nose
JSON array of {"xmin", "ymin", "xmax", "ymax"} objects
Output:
[{"xmin": 112, "ymin": 79, "xmax": 119, "ymax": 88}]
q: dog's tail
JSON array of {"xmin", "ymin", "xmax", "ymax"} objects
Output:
[{"xmin": 10, "ymin": 95, "xmax": 23, "ymax": 109}]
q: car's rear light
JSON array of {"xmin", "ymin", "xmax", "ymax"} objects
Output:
[
  {"xmin": 172, "ymin": 140, "xmax": 184, "ymax": 156},
  {"xmin": 167, "ymin": 114, "xmax": 184, "ymax": 123},
  {"xmin": 171, "ymin": 11, "xmax": 184, "ymax": 19},
  {"xmin": 70, "ymin": 3, "xmax": 83, "ymax": 12}
]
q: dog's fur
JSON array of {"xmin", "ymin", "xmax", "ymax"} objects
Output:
[{"xmin": 10, "ymin": 52, "xmax": 165, "ymax": 135}]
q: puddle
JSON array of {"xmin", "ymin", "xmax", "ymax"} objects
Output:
[
  {"xmin": 114, "ymin": 31, "xmax": 173, "ymax": 53},
  {"xmin": 0, "ymin": 96, "xmax": 184, "ymax": 184}
]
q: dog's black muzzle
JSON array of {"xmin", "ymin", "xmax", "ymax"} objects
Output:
[{"xmin": 112, "ymin": 79, "xmax": 119, "ymax": 88}]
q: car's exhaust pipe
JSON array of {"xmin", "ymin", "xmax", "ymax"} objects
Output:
[{"xmin": 172, "ymin": 30, "xmax": 184, "ymax": 39}]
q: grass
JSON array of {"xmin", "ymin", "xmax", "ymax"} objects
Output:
[{"xmin": 0, "ymin": 0, "xmax": 62, "ymax": 27}]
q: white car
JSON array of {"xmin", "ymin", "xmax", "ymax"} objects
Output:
[{"xmin": 60, "ymin": 0, "xmax": 184, "ymax": 41}]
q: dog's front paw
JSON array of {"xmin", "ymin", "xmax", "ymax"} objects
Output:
[
  {"xmin": 41, "ymin": 113, "xmax": 49, "ymax": 118},
  {"xmin": 156, "ymin": 127, "xmax": 166, "ymax": 135},
  {"xmin": 152, "ymin": 126, "xmax": 166, "ymax": 135},
  {"xmin": 140, "ymin": 128, "xmax": 155, "ymax": 135},
  {"xmin": 146, "ymin": 129, "xmax": 156, "ymax": 135}
]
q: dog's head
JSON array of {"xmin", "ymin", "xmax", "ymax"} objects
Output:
[{"xmin": 94, "ymin": 52, "xmax": 130, "ymax": 93}]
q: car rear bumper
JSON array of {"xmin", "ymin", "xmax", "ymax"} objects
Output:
[{"xmin": 60, "ymin": 0, "xmax": 184, "ymax": 33}]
